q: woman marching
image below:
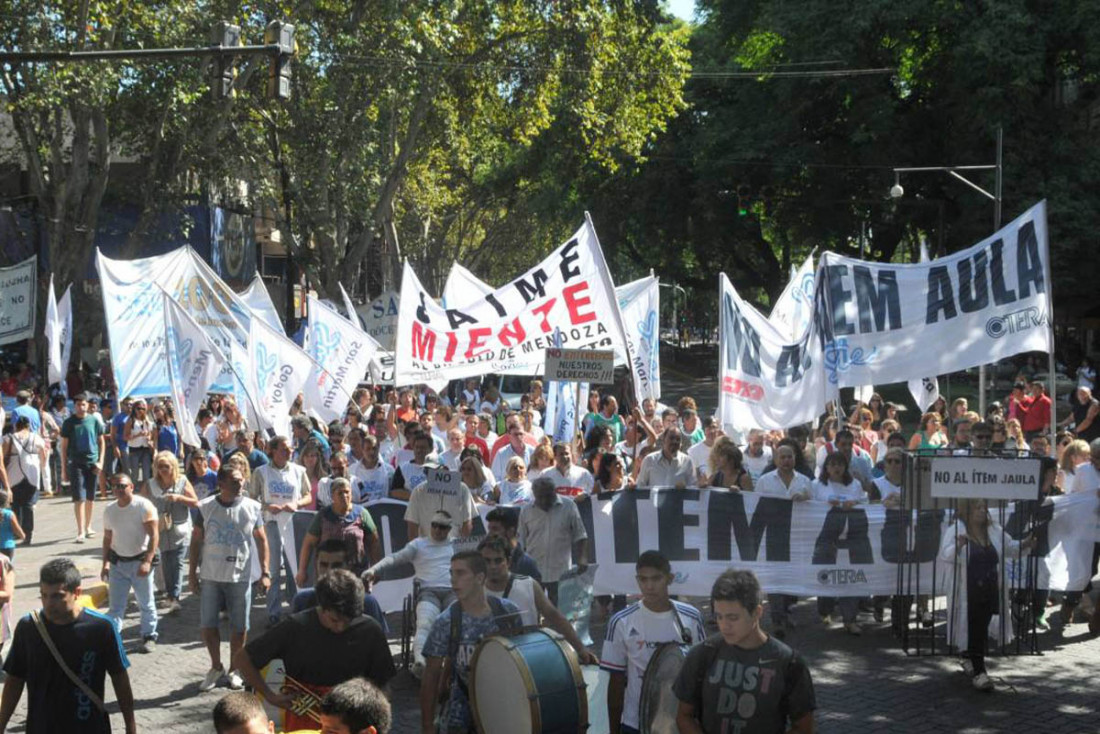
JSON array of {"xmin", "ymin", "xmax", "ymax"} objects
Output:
[{"xmin": 939, "ymin": 498, "xmax": 1036, "ymax": 691}]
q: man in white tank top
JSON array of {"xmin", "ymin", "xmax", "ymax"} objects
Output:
[{"xmin": 478, "ymin": 535, "xmax": 597, "ymax": 664}]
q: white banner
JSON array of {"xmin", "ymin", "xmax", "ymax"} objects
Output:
[
  {"xmin": 616, "ymin": 275, "xmax": 661, "ymax": 404},
  {"xmin": 239, "ymin": 275, "xmax": 283, "ymax": 332},
  {"xmin": 443, "ymin": 264, "xmax": 661, "ymax": 398},
  {"xmin": 819, "ymin": 201, "xmax": 1052, "ymax": 387},
  {"xmin": 396, "ymin": 217, "xmax": 632, "ymax": 384},
  {"xmin": 0, "ymin": 256, "xmax": 36, "ymax": 345},
  {"xmin": 97, "ymin": 248, "xmax": 255, "ymax": 397},
  {"xmin": 718, "ymin": 272, "xmax": 835, "ymax": 431},
  {"xmin": 356, "ymin": 291, "xmax": 400, "ymax": 352},
  {"xmin": 248, "ymin": 315, "xmax": 312, "ymax": 438},
  {"xmin": 163, "ymin": 294, "xmax": 228, "ymax": 448},
  {"xmin": 45, "ymin": 276, "xmax": 73, "ymax": 389},
  {"xmin": 908, "ymin": 376, "xmax": 940, "ymax": 412},
  {"xmin": 305, "ymin": 295, "xmax": 380, "ymax": 423},
  {"xmin": 356, "ymin": 488, "xmax": 1100, "ymax": 612},
  {"xmin": 928, "ymin": 456, "xmax": 1042, "ymax": 501},
  {"xmin": 768, "ymin": 254, "xmax": 816, "ymax": 341}
]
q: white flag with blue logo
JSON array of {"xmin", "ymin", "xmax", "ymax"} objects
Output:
[
  {"xmin": 163, "ymin": 294, "xmax": 227, "ymax": 449},
  {"xmin": 305, "ymin": 295, "xmax": 381, "ymax": 424},
  {"xmin": 248, "ymin": 314, "xmax": 312, "ymax": 438}
]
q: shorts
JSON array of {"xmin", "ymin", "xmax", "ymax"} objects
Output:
[
  {"xmin": 69, "ymin": 463, "xmax": 99, "ymax": 503},
  {"xmin": 200, "ymin": 578, "xmax": 253, "ymax": 633}
]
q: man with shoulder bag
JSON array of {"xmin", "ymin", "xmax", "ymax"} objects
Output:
[{"xmin": 0, "ymin": 557, "xmax": 137, "ymax": 733}]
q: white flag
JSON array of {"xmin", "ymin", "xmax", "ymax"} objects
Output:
[
  {"xmin": 239, "ymin": 274, "xmax": 283, "ymax": 332},
  {"xmin": 305, "ymin": 295, "xmax": 380, "ymax": 424},
  {"xmin": 163, "ymin": 294, "xmax": 227, "ymax": 448},
  {"xmin": 45, "ymin": 276, "xmax": 73, "ymax": 389},
  {"xmin": 908, "ymin": 376, "xmax": 941, "ymax": 412},
  {"xmin": 768, "ymin": 254, "xmax": 816, "ymax": 340},
  {"xmin": 248, "ymin": 316, "xmax": 312, "ymax": 438},
  {"xmin": 338, "ymin": 283, "xmax": 361, "ymax": 328}
]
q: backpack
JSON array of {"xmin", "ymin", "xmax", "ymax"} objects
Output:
[{"xmin": 319, "ymin": 507, "xmax": 368, "ymax": 572}]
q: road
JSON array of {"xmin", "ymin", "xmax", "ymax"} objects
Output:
[{"xmin": 3, "ymin": 495, "xmax": 1098, "ymax": 733}]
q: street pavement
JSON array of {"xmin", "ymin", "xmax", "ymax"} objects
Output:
[{"xmin": 3, "ymin": 495, "xmax": 1098, "ymax": 733}]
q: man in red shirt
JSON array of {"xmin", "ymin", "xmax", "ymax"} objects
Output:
[
  {"xmin": 462, "ymin": 412, "xmax": 490, "ymax": 464},
  {"xmin": 1019, "ymin": 380, "xmax": 1052, "ymax": 441}
]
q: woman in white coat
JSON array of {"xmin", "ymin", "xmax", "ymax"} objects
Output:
[{"xmin": 939, "ymin": 497, "xmax": 1036, "ymax": 691}]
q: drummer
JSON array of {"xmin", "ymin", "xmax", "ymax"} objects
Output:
[
  {"xmin": 421, "ymin": 551, "xmax": 522, "ymax": 734},
  {"xmin": 601, "ymin": 550, "xmax": 707, "ymax": 734},
  {"xmin": 477, "ymin": 535, "xmax": 598, "ymax": 664},
  {"xmin": 673, "ymin": 569, "xmax": 816, "ymax": 734}
]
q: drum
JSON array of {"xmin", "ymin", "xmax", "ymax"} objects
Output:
[
  {"xmin": 470, "ymin": 628, "xmax": 588, "ymax": 734},
  {"xmin": 639, "ymin": 643, "xmax": 687, "ymax": 734}
]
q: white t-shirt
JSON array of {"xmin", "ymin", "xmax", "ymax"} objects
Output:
[
  {"xmin": 599, "ymin": 600, "xmax": 707, "ymax": 730},
  {"xmin": 126, "ymin": 416, "xmax": 156, "ymax": 449},
  {"xmin": 368, "ymin": 536, "xmax": 454, "ymax": 588},
  {"xmin": 103, "ymin": 496, "xmax": 158, "ymax": 557},
  {"xmin": 741, "ymin": 446, "xmax": 773, "ymax": 482},
  {"xmin": 438, "ymin": 449, "xmax": 463, "ymax": 471},
  {"xmin": 498, "ymin": 479, "xmax": 534, "ymax": 505},
  {"xmin": 544, "ymin": 464, "xmax": 595, "ymax": 498},
  {"xmin": 3, "ymin": 431, "xmax": 45, "ymax": 487},
  {"xmin": 251, "ymin": 462, "xmax": 310, "ymax": 523},
  {"xmin": 395, "ymin": 461, "xmax": 430, "ymax": 494},
  {"xmin": 487, "ymin": 574, "xmax": 539, "ymax": 626},
  {"xmin": 1070, "ymin": 463, "xmax": 1100, "ymax": 493},
  {"xmin": 404, "ymin": 481, "xmax": 477, "ymax": 539},
  {"xmin": 813, "ymin": 479, "xmax": 866, "ymax": 504},
  {"xmin": 349, "ymin": 460, "xmax": 395, "ymax": 502},
  {"xmin": 874, "ymin": 475, "xmax": 902, "ymax": 503},
  {"xmin": 755, "ymin": 469, "xmax": 813, "ymax": 499},
  {"xmin": 196, "ymin": 494, "xmax": 264, "ymax": 583},
  {"xmin": 202, "ymin": 422, "xmax": 220, "ymax": 451},
  {"xmin": 687, "ymin": 440, "xmax": 713, "ymax": 479}
]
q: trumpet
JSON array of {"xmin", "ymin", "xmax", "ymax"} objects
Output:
[{"xmin": 280, "ymin": 673, "xmax": 323, "ymax": 725}]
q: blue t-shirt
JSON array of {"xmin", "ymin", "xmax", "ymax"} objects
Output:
[
  {"xmin": 111, "ymin": 412, "xmax": 129, "ymax": 453},
  {"xmin": 3, "ymin": 608, "xmax": 129, "ymax": 734},
  {"xmin": 423, "ymin": 598, "xmax": 521, "ymax": 731},
  {"xmin": 12, "ymin": 405, "xmax": 40, "ymax": 433}
]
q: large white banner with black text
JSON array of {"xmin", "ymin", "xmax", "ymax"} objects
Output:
[
  {"xmin": 397, "ymin": 217, "xmax": 633, "ymax": 385},
  {"xmin": 350, "ymin": 488, "xmax": 1098, "ymax": 612},
  {"xmin": 0, "ymin": 256, "xmax": 36, "ymax": 345}
]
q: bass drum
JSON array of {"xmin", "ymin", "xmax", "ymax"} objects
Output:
[
  {"xmin": 470, "ymin": 628, "xmax": 589, "ymax": 734},
  {"xmin": 639, "ymin": 643, "xmax": 687, "ymax": 734}
]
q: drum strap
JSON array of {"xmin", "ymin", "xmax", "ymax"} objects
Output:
[
  {"xmin": 504, "ymin": 573, "xmax": 515, "ymax": 599},
  {"xmin": 447, "ymin": 596, "xmax": 523, "ymax": 698},
  {"xmin": 670, "ymin": 602, "xmax": 692, "ymax": 646}
]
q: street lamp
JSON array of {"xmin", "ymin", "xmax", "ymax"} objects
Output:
[
  {"xmin": 889, "ymin": 126, "xmax": 1003, "ymax": 416},
  {"xmin": 658, "ymin": 281, "xmax": 688, "ymax": 348}
]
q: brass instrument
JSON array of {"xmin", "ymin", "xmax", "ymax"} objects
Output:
[{"xmin": 279, "ymin": 673, "xmax": 323, "ymax": 725}]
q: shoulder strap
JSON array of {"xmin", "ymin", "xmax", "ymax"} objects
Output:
[
  {"xmin": 503, "ymin": 572, "xmax": 515, "ymax": 599},
  {"xmin": 487, "ymin": 594, "xmax": 522, "ymax": 634},
  {"xmin": 30, "ymin": 611, "xmax": 106, "ymax": 712},
  {"xmin": 693, "ymin": 634, "xmax": 724, "ymax": 716}
]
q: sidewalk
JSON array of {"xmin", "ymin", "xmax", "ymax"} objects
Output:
[{"xmin": 4, "ymin": 495, "xmax": 1099, "ymax": 732}]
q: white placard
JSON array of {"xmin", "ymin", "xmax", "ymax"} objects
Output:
[
  {"xmin": 0, "ymin": 256, "xmax": 36, "ymax": 345},
  {"xmin": 544, "ymin": 348, "xmax": 615, "ymax": 384},
  {"xmin": 929, "ymin": 456, "xmax": 1042, "ymax": 500}
]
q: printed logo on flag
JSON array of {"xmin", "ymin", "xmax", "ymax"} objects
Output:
[
  {"xmin": 824, "ymin": 338, "xmax": 878, "ymax": 384},
  {"xmin": 722, "ymin": 376, "xmax": 764, "ymax": 403},
  {"xmin": 817, "ymin": 569, "xmax": 869, "ymax": 585},
  {"xmin": 254, "ymin": 343, "xmax": 278, "ymax": 408},
  {"xmin": 985, "ymin": 306, "xmax": 1048, "ymax": 339}
]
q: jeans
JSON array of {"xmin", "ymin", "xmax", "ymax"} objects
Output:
[
  {"xmin": 107, "ymin": 558, "xmax": 159, "ymax": 641},
  {"xmin": 11, "ymin": 480, "xmax": 35, "ymax": 541},
  {"xmin": 414, "ymin": 587, "xmax": 455, "ymax": 664},
  {"xmin": 265, "ymin": 519, "xmax": 297, "ymax": 620},
  {"xmin": 161, "ymin": 542, "xmax": 190, "ymax": 601}
]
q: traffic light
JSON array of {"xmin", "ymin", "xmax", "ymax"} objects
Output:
[
  {"xmin": 266, "ymin": 21, "xmax": 295, "ymax": 100},
  {"xmin": 736, "ymin": 185, "xmax": 751, "ymax": 217},
  {"xmin": 211, "ymin": 21, "xmax": 240, "ymax": 100}
]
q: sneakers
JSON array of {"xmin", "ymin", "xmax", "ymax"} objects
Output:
[
  {"xmin": 226, "ymin": 670, "xmax": 245, "ymax": 690},
  {"xmin": 139, "ymin": 637, "xmax": 156, "ymax": 654},
  {"xmin": 1035, "ymin": 614, "xmax": 1050, "ymax": 632},
  {"xmin": 845, "ymin": 622, "xmax": 863, "ymax": 636},
  {"xmin": 74, "ymin": 534, "xmax": 85, "ymax": 544},
  {"xmin": 85, "ymin": 528, "xmax": 96, "ymax": 538},
  {"xmin": 972, "ymin": 672, "xmax": 995, "ymax": 691},
  {"xmin": 200, "ymin": 666, "xmax": 225, "ymax": 692},
  {"xmin": 165, "ymin": 600, "xmax": 182, "ymax": 615},
  {"xmin": 411, "ymin": 658, "xmax": 425, "ymax": 679}
]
